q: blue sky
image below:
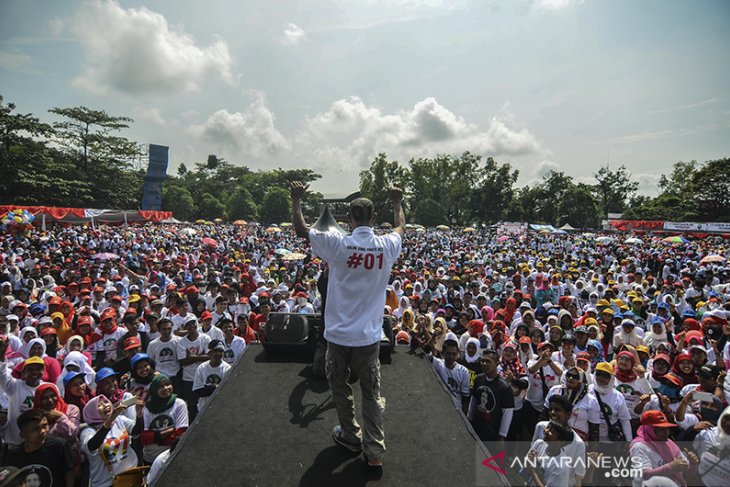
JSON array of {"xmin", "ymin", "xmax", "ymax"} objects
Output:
[{"xmin": 1, "ymin": 0, "xmax": 728, "ymax": 197}]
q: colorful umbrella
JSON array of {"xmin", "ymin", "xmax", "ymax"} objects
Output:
[
  {"xmin": 436, "ymin": 225, "xmax": 450, "ymax": 231},
  {"xmin": 180, "ymin": 228, "xmax": 197, "ymax": 236},
  {"xmin": 662, "ymin": 236, "xmax": 688, "ymax": 244},
  {"xmin": 463, "ymin": 227, "xmax": 475, "ymax": 233},
  {"xmin": 265, "ymin": 226, "xmax": 282, "ymax": 233},
  {"xmin": 195, "ymin": 219, "xmax": 206, "ymax": 224},
  {"xmin": 201, "ymin": 237, "xmax": 218, "ymax": 247},
  {"xmin": 280, "ymin": 222, "xmax": 292, "ymax": 227},
  {"xmin": 497, "ymin": 235, "xmax": 510, "ymax": 242},
  {"xmin": 282, "ymin": 252, "xmax": 307, "ymax": 261},
  {"xmin": 624, "ymin": 237, "xmax": 643, "ymax": 245},
  {"xmin": 91, "ymin": 252, "xmax": 120, "ymax": 260},
  {"xmin": 233, "ymin": 220, "xmax": 247, "ymax": 226},
  {"xmin": 700, "ymin": 254, "xmax": 726, "ymax": 264},
  {"xmin": 275, "ymin": 248, "xmax": 291, "ymax": 256}
]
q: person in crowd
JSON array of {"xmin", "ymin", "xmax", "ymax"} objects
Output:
[
  {"xmin": 141, "ymin": 374, "xmax": 188, "ymax": 465},
  {"xmin": 192, "ymin": 339, "xmax": 232, "ymax": 413},
  {"xmin": 468, "ymin": 349, "xmax": 514, "ymax": 442}
]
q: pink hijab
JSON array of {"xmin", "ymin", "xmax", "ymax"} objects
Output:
[
  {"xmin": 82, "ymin": 394, "xmax": 111, "ymax": 427},
  {"xmin": 631, "ymin": 424, "xmax": 685, "ymax": 485}
]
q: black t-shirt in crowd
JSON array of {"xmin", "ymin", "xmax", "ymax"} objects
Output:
[
  {"xmin": 470, "ymin": 373, "xmax": 515, "ymax": 441},
  {"xmin": 4, "ymin": 434, "xmax": 73, "ymax": 487}
]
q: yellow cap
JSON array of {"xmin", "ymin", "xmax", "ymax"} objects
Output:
[
  {"xmin": 595, "ymin": 362, "xmax": 614, "ymax": 375},
  {"xmin": 23, "ymin": 356, "xmax": 45, "ymax": 369}
]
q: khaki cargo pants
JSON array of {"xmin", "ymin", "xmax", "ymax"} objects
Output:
[{"xmin": 326, "ymin": 341, "xmax": 386, "ymax": 461}]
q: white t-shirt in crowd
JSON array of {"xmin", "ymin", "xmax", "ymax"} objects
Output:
[
  {"xmin": 222, "ymin": 335, "xmax": 246, "ymax": 365},
  {"xmin": 147, "ymin": 336, "xmax": 181, "ymax": 377},
  {"xmin": 431, "ymin": 357, "xmax": 471, "ymax": 410},
  {"xmin": 544, "ymin": 385, "xmax": 600, "ymax": 436},
  {"xmin": 532, "ymin": 421, "xmax": 586, "ymax": 484},
  {"xmin": 526, "ymin": 360, "xmax": 563, "ymax": 411},
  {"xmin": 81, "ymin": 416, "xmax": 138, "ymax": 487},
  {"xmin": 193, "ymin": 360, "xmax": 232, "ymax": 412},
  {"xmin": 309, "ymin": 226, "xmax": 402, "ymax": 347},
  {"xmin": 142, "ymin": 397, "xmax": 188, "ymax": 463},
  {"xmin": 176, "ymin": 334, "xmax": 211, "ymax": 382}
]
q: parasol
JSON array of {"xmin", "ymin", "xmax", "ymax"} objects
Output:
[
  {"xmin": 700, "ymin": 254, "xmax": 725, "ymax": 264},
  {"xmin": 282, "ymin": 252, "xmax": 307, "ymax": 261},
  {"xmin": 265, "ymin": 226, "xmax": 282, "ymax": 233},
  {"xmin": 91, "ymin": 252, "xmax": 120, "ymax": 260},
  {"xmin": 436, "ymin": 225, "xmax": 450, "ymax": 231},
  {"xmin": 233, "ymin": 220, "xmax": 247, "ymax": 226},
  {"xmin": 497, "ymin": 236, "xmax": 510, "ymax": 242},
  {"xmin": 201, "ymin": 237, "xmax": 218, "ymax": 247},
  {"xmin": 624, "ymin": 237, "xmax": 643, "ymax": 245}
]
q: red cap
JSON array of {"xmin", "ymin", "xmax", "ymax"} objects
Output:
[
  {"xmin": 48, "ymin": 296, "xmax": 62, "ymax": 305},
  {"xmin": 294, "ymin": 291, "xmax": 308, "ymax": 299},
  {"xmin": 186, "ymin": 286, "xmax": 199, "ymax": 295},
  {"xmin": 68, "ymin": 282, "xmax": 78, "ymax": 289},
  {"xmin": 259, "ymin": 291, "xmax": 270, "ymax": 299},
  {"xmin": 41, "ymin": 327, "xmax": 58, "ymax": 336},
  {"xmin": 123, "ymin": 336, "xmax": 142, "ymax": 351},
  {"xmin": 77, "ymin": 315, "xmax": 92, "ymax": 326},
  {"xmin": 101, "ymin": 309, "xmax": 116, "ymax": 321},
  {"xmin": 537, "ymin": 341, "xmax": 554, "ymax": 351},
  {"xmin": 518, "ymin": 336, "xmax": 532, "ymax": 345},
  {"xmin": 640, "ymin": 410, "xmax": 676, "ymax": 428},
  {"xmin": 111, "ymin": 295, "xmax": 122, "ymax": 302},
  {"xmin": 239, "ymin": 296, "xmax": 249, "ymax": 304},
  {"xmin": 200, "ymin": 311, "xmax": 213, "ymax": 321},
  {"xmin": 166, "ymin": 284, "xmax": 177, "ymax": 291}
]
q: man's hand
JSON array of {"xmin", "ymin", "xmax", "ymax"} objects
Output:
[
  {"xmin": 290, "ymin": 181, "xmax": 309, "ymax": 201},
  {"xmin": 387, "ymin": 186, "xmax": 403, "ymax": 203}
]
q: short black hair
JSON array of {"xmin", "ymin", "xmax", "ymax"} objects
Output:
[
  {"xmin": 17, "ymin": 408, "xmax": 46, "ymax": 430},
  {"xmin": 349, "ymin": 198, "xmax": 374, "ymax": 223},
  {"xmin": 548, "ymin": 394, "xmax": 573, "ymax": 414},
  {"xmin": 548, "ymin": 420, "xmax": 575, "ymax": 443}
]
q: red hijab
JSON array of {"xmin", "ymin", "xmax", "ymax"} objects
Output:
[
  {"xmin": 615, "ymin": 351, "xmax": 638, "ymax": 383},
  {"xmin": 671, "ymin": 353, "xmax": 698, "ymax": 386},
  {"xmin": 34, "ymin": 383, "xmax": 68, "ymax": 414}
]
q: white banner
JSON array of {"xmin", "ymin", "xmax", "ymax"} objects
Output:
[{"xmin": 663, "ymin": 221, "xmax": 730, "ymax": 233}]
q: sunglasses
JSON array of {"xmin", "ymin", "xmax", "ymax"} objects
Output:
[
  {"xmin": 565, "ymin": 373, "xmax": 580, "ymax": 381},
  {"xmin": 595, "ymin": 372, "xmax": 611, "ymax": 379}
]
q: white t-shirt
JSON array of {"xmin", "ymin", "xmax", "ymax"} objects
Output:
[
  {"xmin": 309, "ymin": 226, "xmax": 402, "ymax": 347},
  {"xmin": 142, "ymin": 397, "xmax": 188, "ymax": 463},
  {"xmin": 590, "ymin": 386, "xmax": 633, "ymax": 441},
  {"xmin": 529, "ymin": 438, "xmax": 579, "ymax": 487},
  {"xmin": 93, "ymin": 328, "xmax": 128, "ymax": 362},
  {"xmin": 532, "ymin": 420, "xmax": 587, "ymax": 482},
  {"xmin": 615, "ymin": 377, "xmax": 653, "ymax": 419},
  {"xmin": 171, "ymin": 312, "xmax": 197, "ymax": 333},
  {"xmin": 222, "ymin": 335, "xmax": 246, "ymax": 365},
  {"xmin": 193, "ymin": 360, "xmax": 232, "ymax": 412},
  {"xmin": 81, "ymin": 416, "xmax": 138, "ymax": 487},
  {"xmin": 544, "ymin": 385, "xmax": 600, "ymax": 436},
  {"xmin": 630, "ymin": 440, "xmax": 688, "ymax": 487},
  {"xmin": 201, "ymin": 324, "xmax": 225, "ymax": 342},
  {"xmin": 431, "ymin": 357, "xmax": 470, "ymax": 410},
  {"xmin": 176, "ymin": 334, "xmax": 211, "ymax": 382},
  {"xmin": 147, "ymin": 336, "xmax": 181, "ymax": 377},
  {"xmin": 147, "ymin": 448, "xmax": 171, "ymax": 485},
  {"xmin": 526, "ymin": 360, "xmax": 563, "ymax": 411},
  {"xmin": 0, "ymin": 364, "xmax": 42, "ymax": 446}
]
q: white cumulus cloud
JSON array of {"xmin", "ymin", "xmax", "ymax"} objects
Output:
[
  {"xmin": 283, "ymin": 23, "xmax": 307, "ymax": 45},
  {"xmin": 71, "ymin": 0, "xmax": 233, "ymax": 95},
  {"xmin": 190, "ymin": 95, "xmax": 289, "ymax": 160},
  {"xmin": 297, "ymin": 96, "xmax": 542, "ymax": 172}
]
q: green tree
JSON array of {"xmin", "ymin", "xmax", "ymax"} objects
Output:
[
  {"xmin": 411, "ymin": 198, "xmax": 449, "ymax": 226},
  {"xmin": 593, "ymin": 165, "xmax": 639, "ymax": 217},
  {"xmin": 177, "ymin": 163, "xmax": 188, "ymax": 176},
  {"xmin": 692, "ymin": 158, "xmax": 730, "ymax": 221},
  {"xmin": 557, "ymin": 184, "xmax": 600, "ymax": 228},
  {"xmin": 469, "ymin": 157, "xmax": 519, "ymax": 224},
  {"xmin": 358, "ymin": 153, "xmax": 410, "ymax": 224},
  {"xmin": 162, "ymin": 183, "xmax": 196, "ymax": 221},
  {"xmin": 227, "ymin": 187, "xmax": 259, "ymax": 221},
  {"xmin": 198, "ymin": 193, "xmax": 226, "ymax": 221},
  {"xmin": 260, "ymin": 187, "xmax": 290, "ymax": 224}
]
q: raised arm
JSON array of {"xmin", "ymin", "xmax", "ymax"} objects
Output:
[
  {"xmin": 388, "ymin": 186, "xmax": 405, "ymax": 237},
  {"xmin": 290, "ymin": 181, "xmax": 311, "ymax": 240}
]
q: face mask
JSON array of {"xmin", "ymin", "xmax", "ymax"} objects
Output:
[
  {"xmin": 700, "ymin": 405, "xmax": 722, "ymax": 422},
  {"xmin": 297, "ymin": 298, "xmax": 307, "ymax": 306}
]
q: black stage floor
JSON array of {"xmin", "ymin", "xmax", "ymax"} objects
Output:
[{"xmin": 153, "ymin": 345, "xmax": 508, "ymax": 487}]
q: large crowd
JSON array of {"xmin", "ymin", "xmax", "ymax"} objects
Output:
[{"xmin": 0, "ymin": 222, "xmax": 729, "ymax": 486}]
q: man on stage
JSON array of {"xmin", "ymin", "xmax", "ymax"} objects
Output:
[{"xmin": 291, "ymin": 181, "xmax": 405, "ymax": 470}]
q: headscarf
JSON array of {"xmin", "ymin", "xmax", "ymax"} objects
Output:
[
  {"xmin": 34, "ymin": 383, "xmax": 68, "ymax": 415},
  {"xmin": 643, "ymin": 320, "xmax": 668, "ymax": 348},
  {"xmin": 586, "ymin": 339, "xmax": 603, "ymax": 368},
  {"xmin": 401, "ymin": 309, "xmax": 415, "ymax": 331},
  {"xmin": 82, "ymin": 394, "xmax": 111, "ymax": 427},
  {"xmin": 467, "ymin": 319, "xmax": 485, "ymax": 338},
  {"xmin": 502, "ymin": 297, "xmax": 517, "ymax": 325},
  {"xmin": 651, "ymin": 354, "xmax": 671, "ymax": 383},
  {"xmin": 64, "ymin": 372, "xmax": 94, "ymax": 411},
  {"xmin": 563, "ymin": 367, "xmax": 589, "ymax": 406},
  {"xmin": 548, "ymin": 325, "xmax": 564, "ymax": 349},
  {"xmin": 500, "ymin": 343, "xmax": 525, "ymax": 377},
  {"xmin": 631, "ymin": 423, "xmax": 685, "ymax": 486},
  {"xmin": 21, "ymin": 337, "xmax": 47, "ymax": 359},
  {"xmin": 671, "ymin": 353, "xmax": 698, "ymax": 386},
  {"xmin": 715, "ymin": 406, "xmax": 730, "ymax": 451},
  {"xmin": 60, "ymin": 351, "xmax": 96, "ymax": 388},
  {"xmin": 145, "ymin": 374, "xmax": 177, "ymax": 414},
  {"xmin": 481, "ymin": 306, "xmax": 495, "ymax": 323},
  {"xmin": 393, "ymin": 296, "xmax": 410, "ymax": 319},
  {"xmin": 463, "ymin": 337, "xmax": 481, "ymax": 364},
  {"xmin": 615, "ymin": 351, "xmax": 638, "ymax": 383},
  {"xmin": 50, "ymin": 311, "xmax": 73, "ymax": 346}
]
